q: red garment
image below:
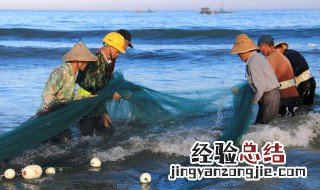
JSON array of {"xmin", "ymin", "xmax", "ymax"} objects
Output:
[{"xmin": 266, "ymin": 52, "xmax": 299, "ymax": 98}]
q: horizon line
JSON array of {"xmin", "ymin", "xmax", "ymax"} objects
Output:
[{"xmin": 0, "ymin": 8, "xmax": 319, "ymax": 12}]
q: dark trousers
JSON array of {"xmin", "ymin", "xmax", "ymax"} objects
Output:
[
  {"xmin": 78, "ymin": 114, "xmax": 104, "ymax": 136},
  {"xmin": 78, "ymin": 105, "xmax": 113, "ymax": 136},
  {"xmin": 255, "ymin": 88, "xmax": 280, "ymax": 124},
  {"xmin": 297, "ymin": 77, "xmax": 316, "ymax": 105},
  {"xmin": 279, "ymin": 96, "xmax": 301, "ymax": 117}
]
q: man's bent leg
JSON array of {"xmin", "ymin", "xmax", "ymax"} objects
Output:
[{"xmin": 257, "ymin": 89, "xmax": 280, "ymax": 124}]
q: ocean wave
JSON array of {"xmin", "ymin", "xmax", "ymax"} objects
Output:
[
  {"xmin": 241, "ymin": 112, "xmax": 320, "ymax": 147},
  {"xmin": 0, "ymin": 42, "xmax": 316, "ymax": 62},
  {"xmin": 0, "ymin": 28, "xmax": 241, "ymax": 41},
  {"xmin": 1, "ymin": 27, "xmax": 320, "ymax": 41},
  {"xmin": 0, "ymin": 44, "xmax": 229, "ymax": 60},
  {"xmin": 0, "ymin": 28, "xmax": 104, "ymax": 40},
  {"xmin": 96, "ymin": 112, "xmax": 320, "ymax": 162},
  {"xmin": 0, "ymin": 45, "xmax": 67, "ymax": 59},
  {"xmin": 97, "ymin": 127, "xmax": 221, "ymax": 162}
]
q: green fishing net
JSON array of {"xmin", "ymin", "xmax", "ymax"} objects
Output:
[
  {"xmin": 220, "ymin": 82, "xmax": 254, "ymax": 143},
  {"xmin": 0, "ymin": 72, "xmax": 254, "ymax": 162}
]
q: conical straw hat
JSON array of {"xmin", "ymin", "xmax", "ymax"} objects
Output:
[
  {"xmin": 63, "ymin": 41, "xmax": 98, "ymax": 62},
  {"xmin": 230, "ymin": 34, "xmax": 259, "ymax": 54},
  {"xmin": 274, "ymin": 41, "xmax": 289, "ymax": 50}
]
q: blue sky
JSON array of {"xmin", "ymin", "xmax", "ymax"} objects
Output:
[{"xmin": 0, "ymin": 0, "xmax": 319, "ymax": 11}]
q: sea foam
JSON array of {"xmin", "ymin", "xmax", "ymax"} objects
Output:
[
  {"xmin": 241, "ymin": 112, "xmax": 320, "ymax": 147},
  {"xmin": 97, "ymin": 127, "xmax": 221, "ymax": 162}
]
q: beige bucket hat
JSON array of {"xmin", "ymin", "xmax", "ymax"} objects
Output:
[
  {"xmin": 274, "ymin": 41, "xmax": 289, "ymax": 50},
  {"xmin": 230, "ymin": 34, "xmax": 259, "ymax": 54},
  {"xmin": 63, "ymin": 41, "xmax": 98, "ymax": 62}
]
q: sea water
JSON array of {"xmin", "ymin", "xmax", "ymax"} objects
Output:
[{"xmin": 0, "ymin": 10, "xmax": 319, "ymax": 189}]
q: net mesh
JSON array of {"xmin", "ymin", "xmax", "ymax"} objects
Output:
[
  {"xmin": 0, "ymin": 72, "xmax": 254, "ymax": 162},
  {"xmin": 220, "ymin": 82, "xmax": 254, "ymax": 143}
]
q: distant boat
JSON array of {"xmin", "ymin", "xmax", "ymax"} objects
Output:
[
  {"xmin": 215, "ymin": 6, "xmax": 233, "ymax": 14},
  {"xmin": 136, "ymin": 8, "xmax": 155, "ymax": 13},
  {"xmin": 200, "ymin": 2, "xmax": 233, "ymax": 15},
  {"xmin": 200, "ymin": 7, "xmax": 213, "ymax": 15},
  {"xmin": 146, "ymin": 8, "xmax": 155, "ymax": 13}
]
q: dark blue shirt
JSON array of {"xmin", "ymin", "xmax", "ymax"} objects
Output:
[{"xmin": 284, "ymin": 49, "xmax": 309, "ymax": 76}]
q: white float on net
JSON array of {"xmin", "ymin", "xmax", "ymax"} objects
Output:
[
  {"xmin": 22, "ymin": 165, "xmax": 43, "ymax": 179},
  {"xmin": 45, "ymin": 167, "xmax": 56, "ymax": 175},
  {"xmin": 140, "ymin": 172, "xmax": 152, "ymax": 183},
  {"xmin": 3, "ymin": 169, "xmax": 16, "ymax": 179},
  {"xmin": 90, "ymin": 157, "xmax": 102, "ymax": 168}
]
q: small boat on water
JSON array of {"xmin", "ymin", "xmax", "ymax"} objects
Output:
[
  {"xmin": 136, "ymin": 8, "xmax": 155, "ymax": 13},
  {"xmin": 200, "ymin": 2, "xmax": 233, "ymax": 15},
  {"xmin": 200, "ymin": 7, "xmax": 213, "ymax": 15}
]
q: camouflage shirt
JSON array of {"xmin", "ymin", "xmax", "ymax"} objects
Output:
[
  {"xmin": 76, "ymin": 51, "xmax": 115, "ymax": 94},
  {"xmin": 41, "ymin": 62, "xmax": 76, "ymax": 108}
]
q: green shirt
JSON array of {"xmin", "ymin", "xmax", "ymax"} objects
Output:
[
  {"xmin": 76, "ymin": 51, "xmax": 114, "ymax": 94},
  {"xmin": 41, "ymin": 62, "xmax": 76, "ymax": 108}
]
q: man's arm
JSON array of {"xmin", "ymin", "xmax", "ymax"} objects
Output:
[
  {"xmin": 248, "ymin": 62, "xmax": 266, "ymax": 104},
  {"xmin": 41, "ymin": 69, "xmax": 63, "ymax": 109}
]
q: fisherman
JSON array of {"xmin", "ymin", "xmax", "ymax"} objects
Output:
[
  {"xmin": 40, "ymin": 40, "xmax": 98, "ymax": 112},
  {"xmin": 231, "ymin": 34, "xmax": 280, "ymax": 124},
  {"xmin": 258, "ymin": 35, "xmax": 300, "ymax": 117},
  {"xmin": 275, "ymin": 41, "xmax": 316, "ymax": 105},
  {"xmin": 39, "ymin": 41, "xmax": 98, "ymax": 142},
  {"xmin": 76, "ymin": 30, "xmax": 133, "ymax": 136}
]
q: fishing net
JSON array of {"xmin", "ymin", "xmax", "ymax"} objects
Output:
[
  {"xmin": 8, "ymin": 137, "xmax": 90, "ymax": 167},
  {"xmin": 220, "ymin": 82, "xmax": 255, "ymax": 143},
  {"xmin": 0, "ymin": 72, "xmax": 254, "ymax": 162},
  {"xmin": 0, "ymin": 72, "xmax": 211, "ymax": 162}
]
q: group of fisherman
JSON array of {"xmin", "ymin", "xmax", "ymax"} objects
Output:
[
  {"xmin": 39, "ymin": 31, "xmax": 316, "ymax": 139},
  {"xmin": 39, "ymin": 30, "xmax": 132, "ymax": 139},
  {"xmin": 231, "ymin": 34, "xmax": 316, "ymax": 124}
]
